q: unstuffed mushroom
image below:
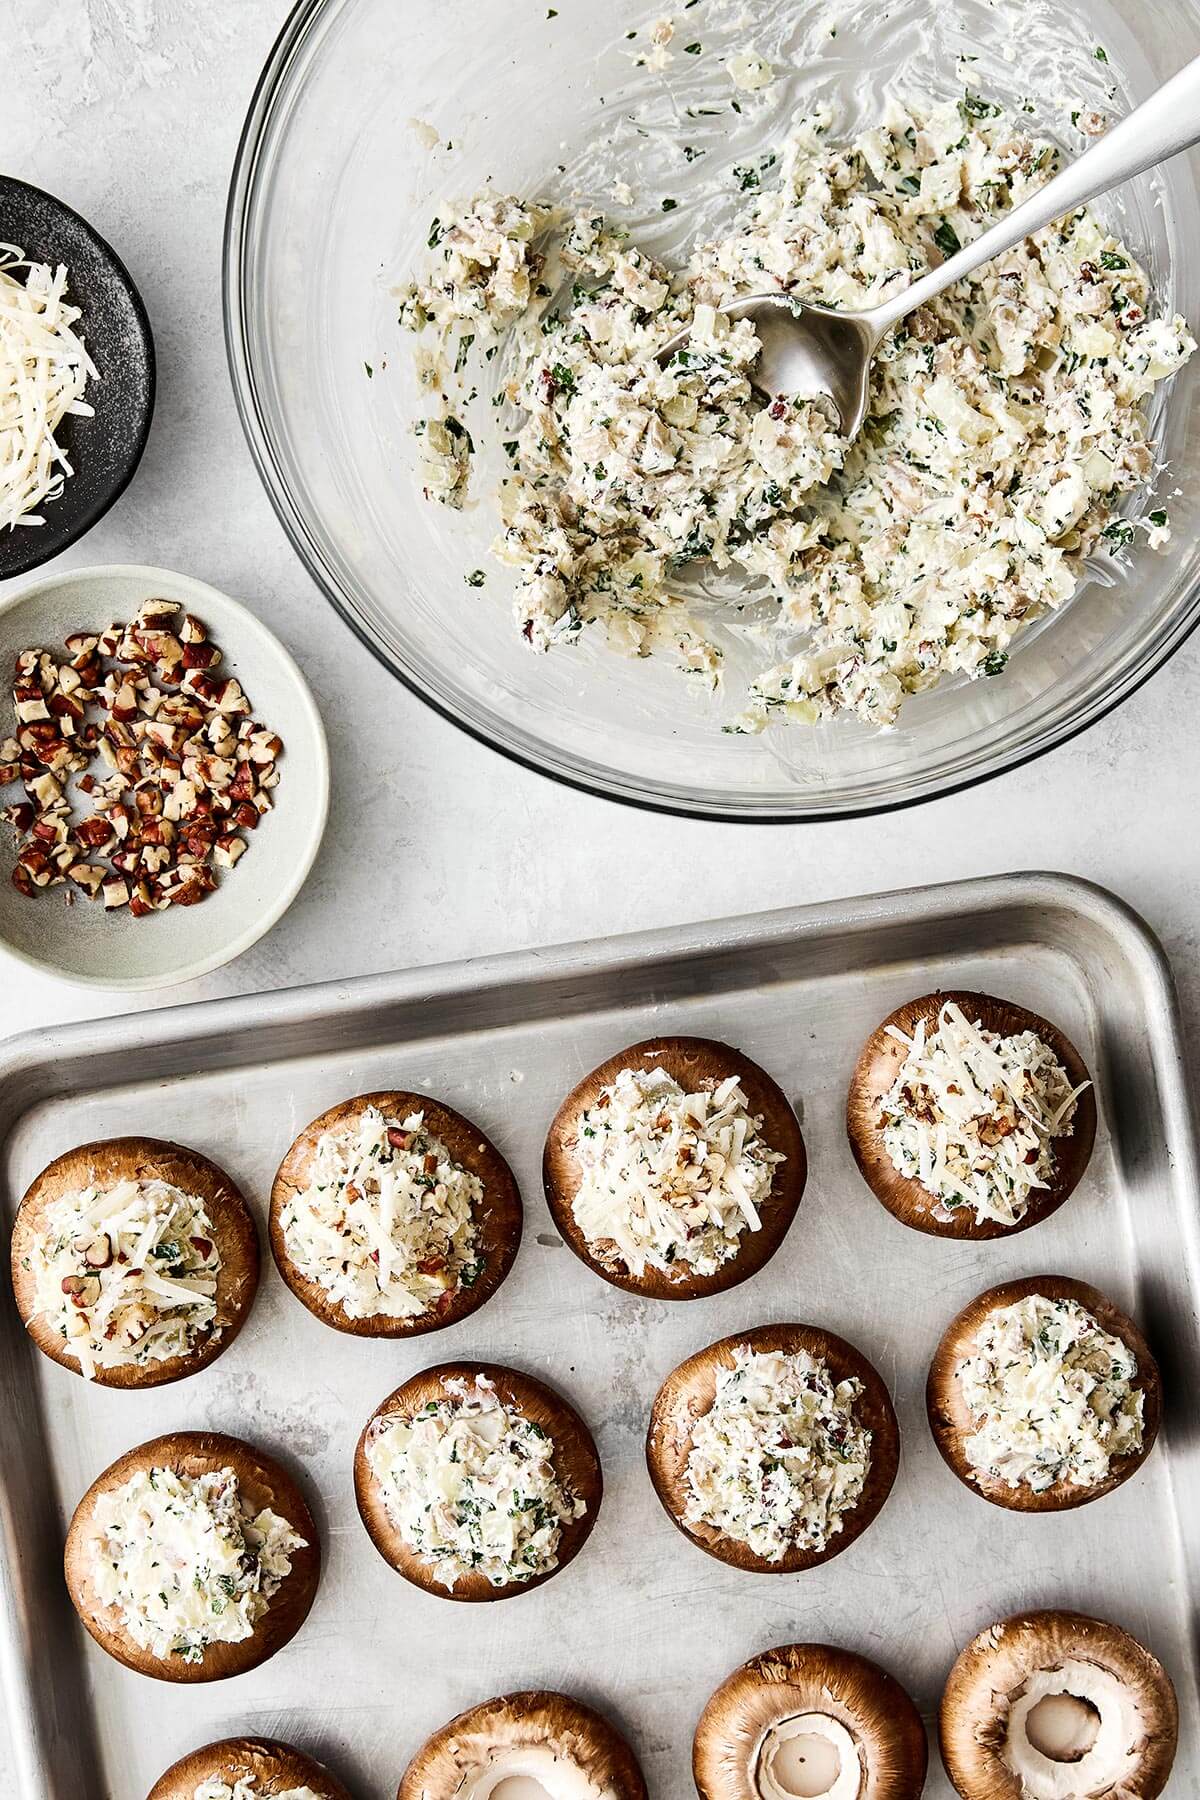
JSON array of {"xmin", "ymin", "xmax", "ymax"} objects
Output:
[
  {"xmin": 939, "ymin": 1610, "xmax": 1177, "ymax": 1800},
  {"xmin": 694, "ymin": 1642, "xmax": 927, "ymax": 1800}
]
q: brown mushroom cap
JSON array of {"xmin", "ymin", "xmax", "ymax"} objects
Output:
[
  {"xmin": 939, "ymin": 1610, "xmax": 1178, "ymax": 1800},
  {"xmin": 846, "ymin": 992, "xmax": 1096, "ymax": 1241},
  {"xmin": 694, "ymin": 1642, "xmax": 927, "ymax": 1800},
  {"xmin": 147, "ymin": 1736, "xmax": 352, "ymax": 1800},
  {"xmin": 927, "ymin": 1275, "xmax": 1161, "ymax": 1513},
  {"xmin": 64, "ymin": 1430, "xmax": 320, "ymax": 1682},
  {"xmin": 270, "ymin": 1091, "xmax": 522, "ymax": 1337},
  {"xmin": 542, "ymin": 1037, "xmax": 806, "ymax": 1300},
  {"xmin": 10, "ymin": 1137, "xmax": 259, "ymax": 1388},
  {"xmin": 645, "ymin": 1323, "xmax": 899, "ymax": 1573},
  {"xmin": 398, "ymin": 1690, "xmax": 647, "ymax": 1800},
  {"xmin": 354, "ymin": 1361, "xmax": 602, "ymax": 1602}
]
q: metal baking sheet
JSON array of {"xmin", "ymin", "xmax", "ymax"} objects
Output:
[{"xmin": 2, "ymin": 871, "xmax": 1199, "ymax": 1800}]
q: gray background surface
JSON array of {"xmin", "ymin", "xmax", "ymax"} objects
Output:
[{"xmin": 4, "ymin": 2, "xmax": 1200, "ymax": 1795}]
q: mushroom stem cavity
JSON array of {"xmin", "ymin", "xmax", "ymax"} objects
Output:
[
  {"xmin": 459, "ymin": 1746, "xmax": 595, "ymax": 1800},
  {"xmin": 757, "ymin": 1715, "xmax": 860, "ymax": 1800},
  {"xmin": 1005, "ymin": 1661, "xmax": 1137, "ymax": 1797},
  {"xmin": 1025, "ymin": 1692, "xmax": 1101, "ymax": 1761}
]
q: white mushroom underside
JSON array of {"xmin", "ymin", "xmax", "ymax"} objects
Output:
[
  {"xmin": 454, "ymin": 1744, "xmax": 611, "ymax": 1800},
  {"xmin": 757, "ymin": 1713, "xmax": 861, "ymax": 1800},
  {"xmin": 193, "ymin": 1782, "xmax": 321, "ymax": 1800},
  {"xmin": 1003, "ymin": 1660, "xmax": 1142, "ymax": 1798}
]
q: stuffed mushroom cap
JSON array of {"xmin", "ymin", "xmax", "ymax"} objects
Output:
[
  {"xmin": 694, "ymin": 1643, "xmax": 927, "ymax": 1800},
  {"xmin": 147, "ymin": 1736, "xmax": 352, "ymax": 1799},
  {"xmin": 543, "ymin": 1036, "xmax": 806, "ymax": 1300},
  {"xmin": 846, "ymin": 992, "xmax": 1095, "ymax": 1241},
  {"xmin": 927, "ymin": 1275, "xmax": 1161, "ymax": 1512},
  {"xmin": 398, "ymin": 1690, "xmax": 647, "ymax": 1800},
  {"xmin": 65, "ymin": 1430, "xmax": 320, "ymax": 1682},
  {"xmin": 270, "ymin": 1090, "xmax": 522, "ymax": 1336},
  {"xmin": 355, "ymin": 1362, "xmax": 602, "ymax": 1601},
  {"xmin": 939, "ymin": 1610, "xmax": 1177, "ymax": 1800},
  {"xmin": 646, "ymin": 1323, "xmax": 899, "ymax": 1574},
  {"xmin": 11, "ymin": 1136, "xmax": 258, "ymax": 1386}
]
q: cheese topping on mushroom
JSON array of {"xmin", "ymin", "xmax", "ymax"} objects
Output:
[
  {"xmin": 878, "ymin": 1002, "xmax": 1088, "ymax": 1227},
  {"xmin": 570, "ymin": 1065, "xmax": 784, "ymax": 1277},
  {"xmin": 26, "ymin": 1177, "xmax": 221, "ymax": 1379},
  {"xmin": 90, "ymin": 1466, "xmax": 305, "ymax": 1663},
  {"xmin": 958, "ymin": 1293, "xmax": 1143, "ymax": 1492},
  {"xmin": 684, "ymin": 1347, "xmax": 871, "ymax": 1559},
  {"xmin": 194, "ymin": 1785, "xmax": 321, "ymax": 1800},
  {"xmin": 279, "ymin": 1105, "xmax": 485, "ymax": 1321},
  {"xmin": 365, "ymin": 1374, "xmax": 585, "ymax": 1587},
  {"xmin": 398, "ymin": 99, "xmax": 1193, "ymax": 727}
]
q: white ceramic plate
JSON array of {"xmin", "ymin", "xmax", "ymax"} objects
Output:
[{"xmin": 0, "ymin": 564, "xmax": 329, "ymax": 990}]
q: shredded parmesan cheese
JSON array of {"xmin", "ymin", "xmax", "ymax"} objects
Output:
[
  {"xmin": 684, "ymin": 1346, "xmax": 871, "ymax": 1560},
  {"xmin": 26, "ymin": 1178, "xmax": 221, "ymax": 1379},
  {"xmin": 570, "ymin": 1065, "xmax": 785, "ymax": 1277},
  {"xmin": 878, "ymin": 1001, "xmax": 1089, "ymax": 1227},
  {"xmin": 90, "ymin": 1466, "xmax": 305, "ymax": 1664},
  {"xmin": 279, "ymin": 1104, "xmax": 485, "ymax": 1320},
  {"xmin": 958, "ymin": 1293, "xmax": 1143, "ymax": 1491},
  {"xmin": 0, "ymin": 245, "xmax": 97, "ymax": 532},
  {"xmin": 365, "ymin": 1374, "xmax": 585, "ymax": 1588}
]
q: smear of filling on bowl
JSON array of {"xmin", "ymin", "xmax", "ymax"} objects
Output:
[
  {"xmin": 570, "ymin": 1064, "xmax": 784, "ymax": 1277},
  {"xmin": 365, "ymin": 1372, "xmax": 585, "ymax": 1587},
  {"xmin": 0, "ymin": 246, "xmax": 97, "ymax": 533},
  {"xmin": 683, "ymin": 1345, "xmax": 871, "ymax": 1558},
  {"xmin": 280, "ymin": 1103, "xmax": 485, "ymax": 1321},
  {"xmin": 396, "ymin": 98, "xmax": 1194, "ymax": 728},
  {"xmin": 24, "ymin": 1176, "xmax": 222, "ymax": 1379},
  {"xmin": 194, "ymin": 1783, "xmax": 321, "ymax": 1800},
  {"xmin": 878, "ymin": 1000, "xmax": 1089, "ymax": 1227},
  {"xmin": 90, "ymin": 1465, "xmax": 305, "ymax": 1663},
  {"xmin": 956, "ymin": 1292, "xmax": 1144, "ymax": 1492}
]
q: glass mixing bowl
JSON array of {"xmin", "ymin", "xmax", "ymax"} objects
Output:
[{"xmin": 225, "ymin": 0, "xmax": 1200, "ymax": 820}]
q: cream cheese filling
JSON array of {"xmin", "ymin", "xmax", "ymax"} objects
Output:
[
  {"xmin": 366, "ymin": 1374, "xmax": 585, "ymax": 1588},
  {"xmin": 958, "ymin": 1293, "xmax": 1143, "ymax": 1491},
  {"xmin": 280, "ymin": 1105, "xmax": 484, "ymax": 1321},
  {"xmin": 1003, "ymin": 1660, "xmax": 1142, "ymax": 1799},
  {"xmin": 399, "ymin": 98, "xmax": 1193, "ymax": 730},
  {"xmin": 570, "ymin": 1064, "xmax": 784, "ymax": 1277},
  {"xmin": 878, "ymin": 1001, "xmax": 1087, "ymax": 1227},
  {"xmin": 90, "ymin": 1466, "xmax": 305, "ymax": 1663},
  {"xmin": 683, "ymin": 1346, "xmax": 871, "ymax": 1559},
  {"xmin": 27, "ymin": 1177, "xmax": 221, "ymax": 1379}
]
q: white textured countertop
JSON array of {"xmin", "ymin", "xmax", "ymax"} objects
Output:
[{"xmin": 4, "ymin": 4, "xmax": 1200, "ymax": 1796}]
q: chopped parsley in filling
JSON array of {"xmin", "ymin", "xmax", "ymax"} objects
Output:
[
  {"xmin": 398, "ymin": 98, "xmax": 1193, "ymax": 728},
  {"xmin": 684, "ymin": 1346, "xmax": 871, "ymax": 1559},
  {"xmin": 879, "ymin": 1001, "xmax": 1089, "ymax": 1227},
  {"xmin": 90, "ymin": 1466, "xmax": 304, "ymax": 1663},
  {"xmin": 365, "ymin": 1374, "xmax": 585, "ymax": 1588},
  {"xmin": 571, "ymin": 1064, "xmax": 784, "ymax": 1277},
  {"xmin": 958, "ymin": 1293, "xmax": 1143, "ymax": 1491},
  {"xmin": 280, "ymin": 1105, "xmax": 484, "ymax": 1321},
  {"xmin": 28, "ymin": 1177, "xmax": 221, "ymax": 1379}
]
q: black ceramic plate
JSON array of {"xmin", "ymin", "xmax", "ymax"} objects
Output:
[{"xmin": 0, "ymin": 175, "xmax": 155, "ymax": 580}]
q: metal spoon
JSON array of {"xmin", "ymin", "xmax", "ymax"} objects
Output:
[{"xmin": 658, "ymin": 54, "xmax": 1200, "ymax": 438}]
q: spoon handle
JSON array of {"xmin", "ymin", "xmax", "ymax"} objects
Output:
[{"xmin": 867, "ymin": 53, "xmax": 1200, "ymax": 339}]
